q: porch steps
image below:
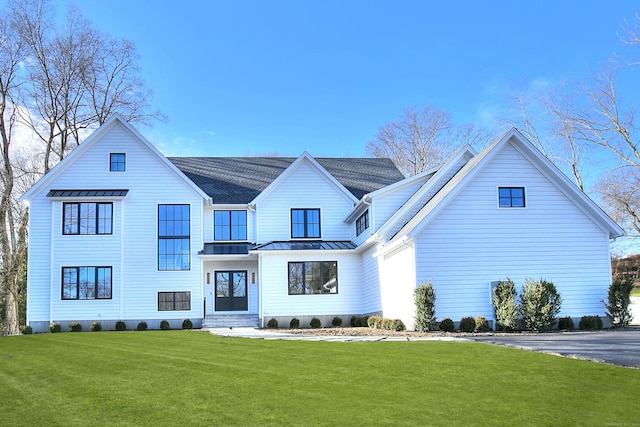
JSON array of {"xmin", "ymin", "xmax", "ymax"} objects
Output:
[{"xmin": 202, "ymin": 314, "xmax": 260, "ymax": 329}]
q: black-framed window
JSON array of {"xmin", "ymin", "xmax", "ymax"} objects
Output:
[
  {"xmin": 356, "ymin": 210, "xmax": 369, "ymax": 236},
  {"xmin": 63, "ymin": 202, "xmax": 113, "ymax": 235},
  {"xmin": 499, "ymin": 187, "xmax": 525, "ymax": 208},
  {"xmin": 288, "ymin": 261, "xmax": 338, "ymax": 295},
  {"xmin": 61, "ymin": 266, "xmax": 112, "ymax": 300},
  {"xmin": 291, "ymin": 208, "xmax": 320, "ymax": 238},
  {"xmin": 158, "ymin": 291, "xmax": 191, "ymax": 311},
  {"xmin": 214, "ymin": 210, "xmax": 247, "ymax": 241},
  {"xmin": 110, "ymin": 153, "xmax": 126, "ymax": 172},
  {"xmin": 158, "ymin": 204, "xmax": 190, "ymax": 271}
]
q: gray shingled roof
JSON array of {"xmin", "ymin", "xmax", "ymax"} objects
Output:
[{"xmin": 168, "ymin": 157, "xmax": 404, "ymax": 204}]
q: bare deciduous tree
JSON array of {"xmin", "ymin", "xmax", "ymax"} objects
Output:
[
  {"xmin": 0, "ymin": 0, "xmax": 162, "ymax": 334},
  {"xmin": 367, "ymin": 106, "xmax": 490, "ymax": 176}
]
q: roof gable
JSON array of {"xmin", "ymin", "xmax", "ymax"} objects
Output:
[
  {"xmin": 21, "ymin": 115, "xmax": 210, "ymax": 203},
  {"xmin": 389, "ymin": 128, "xmax": 624, "ymax": 243}
]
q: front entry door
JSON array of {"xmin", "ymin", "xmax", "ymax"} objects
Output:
[{"xmin": 215, "ymin": 271, "xmax": 248, "ymax": 311}]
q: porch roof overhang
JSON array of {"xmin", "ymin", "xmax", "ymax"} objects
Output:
[
  {"xmin": 46, "ymin": 189, "xmax": 129, "ymax": 201},
  {"xmin": 198, "ymin": 243, "xmax": 257, "ymax": 260},
  {"xmin": 252, "ymin": 240, "xmax": 357, "ymax": 252}
]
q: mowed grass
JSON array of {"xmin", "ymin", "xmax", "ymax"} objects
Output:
[
  {"xmin": 1, "ymin": 331, "xmax": 638, "ymax": 426},
  {"xmin": 631, "ymin": 286, "xmax": 640, "ymax": 297}
]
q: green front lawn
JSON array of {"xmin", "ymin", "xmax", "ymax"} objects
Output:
[
  {"xmin": 1, "ymin": 331, "xmax": 638, "ymax": 426},
  {"xmin": 631, "ymin": 286, "xmax": 640, "ymax": 297}
]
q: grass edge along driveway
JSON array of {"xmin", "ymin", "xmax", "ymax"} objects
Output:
[{"xmin": 1, "ymin": 331, "xmax": 638, "ymax": 426}]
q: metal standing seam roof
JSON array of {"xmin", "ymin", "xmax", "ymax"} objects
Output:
[
  {"xmin": 252, "ymin": 241, "xmax": 357, "ymax": 251},
  {"xmin": 46, "ymin": 189, "xmax": 129, "ymax": 198},
  {"xmin": 198, "ymin": 243, "xmax": 256, "ymax": 255},
  {"xmin": 168, "ymin": 157, "xmax": 405, "ymax": 204}
]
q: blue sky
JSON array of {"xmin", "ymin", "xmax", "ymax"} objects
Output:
[{"xmin": 62, "ymin": 1, "xmax": 639, "ymax": 158}]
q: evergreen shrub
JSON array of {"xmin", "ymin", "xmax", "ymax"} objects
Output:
[
  {"xmin": 492, "ymin": 278, "xmax": 519, "ymax": 331},
  {"xmin": 182, "ymin": 319, "xmax": 193, "ymax": 330},
  {"xmin": 579, "ymin": 315, "xmax": 603, "ymax": 330},
  {"xmin": 160, "ymin": 320, "xmax": 170, "ymax": 330},
  {"xmin": 49, "ymin": 322, "xmax": 61, "ymax": 333},
  {"xmin": 310, "ymin": 317, "xmax": 321, "ymax": 329},
  {"xmin": 474, "ymin": 316, "xmax": 491, "ymax": 333},
  {"xmin": 289, "ymin": 318, "xmax": 300, "ymax": 329},
  {"xmin": 91, "ymin": 321, "xmax": 102, "ymax": 332},
  {"xmin": 557, "ymin": 317, "xmax": 574, "ymax": 330},
  {"xmin": 414, "ymin": 282, "xmax": 437, "ymax": 331},
  {"xmin": 267, "ymin": 318, "xmax": 279, "ymax": 329},
  {"xmin": 519, "ymin": 279, "xmax": 562, "ymax": 331},
  {"xmin": 69, "ymin": 322, "xmax": 82, "ymax": 332},
  {"xmin": 115, "ymin": 321, "xmax": 127, "ymax": 331},
  {"xmin": 22, "ymin": 325, "xmax": 33, "ymax": 335},
  {"xmin": 438, "ymin": 318, "xmax": 455, "ymax": 332},
  {"xmin": 136, "ymin": 321, "xmax": 148, "ymax": 331},
  {"xmin": 603, "ymin": 278, "xmax": 634, "ymax": 327},
  {"xmin": 459, "ymin": 316, "xmax": 476, "ymax": 333},
  {"xmin": 332, "ymin": 316, "xmax": 343, "ymax": 327}
]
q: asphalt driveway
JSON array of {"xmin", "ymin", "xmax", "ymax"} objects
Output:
[{"xmin": 469, "ymin": 328, "xmax": 640, "ymax": 368}]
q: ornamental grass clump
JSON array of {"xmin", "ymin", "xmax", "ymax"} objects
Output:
[
  {"xmin": 519, "ymin": 279, "xmax": 561, "ymax": 331},
  {"xmin": 414, "ymin": 281, "xmax": 437, "ymax": 331}
]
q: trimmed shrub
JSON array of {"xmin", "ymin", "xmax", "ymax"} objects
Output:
[
  {"xmin": 332, "ymin": 316, "xmax": 343, "ymax": 327},
  {"xmin": 439, "ymin": 318, "xmax": 455, "ymax": 332},
  {"xmin": 519, "ymin": 279, "xmax": 562, "ymax": 331},
  {"xmin": 475, "ymin": 316, "xmax": 491, "ymax": 333},
  {"xmin": 389, "ymin": 319, "xmax": 406, "ymax": 331},
  {"xmin": 414, "ymin": 281, "xmax": 437, "ymax": 331},
  {"xmin": 380, "ymin": 318, "xmax": 391, "ymax": 330},
  {"xmin": 22, "ymin": 325, "xmax": 33, "ymax": 335},
  {"xmin": 459, "ymin": 316, "xmax": 476, "ymax": 333},
  {"xmin": 310, "ymin": 317, "xmax": 321, "ymax": 329},
  {"xmin": 49, "ymin": 322, "xmax": 61, "ymax": 333},
  {"xmin": 558, "ymin": 316, "xmax": 574, "ymax": 330},
  {"xmin": 182, "ymin": 319, "xmax": 193, "ymax": 330},
  {"xmin": 579, "ymin": 315, "xmax": 603, "ymax": 331},
  {"xmin": 267, "ymin": 318, "xmax": 279, "ymax": 329},
  {"xmin": 350, "ymin": 316, "xmax": 359, "ymax": 327},
  {"xmin": 289, "ymin": 318, "xmax": 300, "ymax": 329},
  {"xmin": 358, "ymin": 316, "xmax": 369, "ymax": 327},
  {"xmin": 91, "ymin": 321, "xmax": 102, "ymax": 332},
  {"xmin": 367, "ymin": 315, "xmax": 382, "ymax": 329},
  {"xmin": 603, "ymin": 278, "xmax": 634, "ymax": 327},
  {"xmin": 69, "ymin": 322, "xmax": 82, "ymax": 332},
  {"xmin": 160, "ymin": 320, "xmax": 170, "ymax": 330},
  {"xmin": 115, "ymin": 321, "xmax": 127, "ymax": 331},
  {"xmin": 136, "ymin": 321, "xmax": 148, "ymax": 331},
  {"xmin": 493, "ymin": 278, "xmax": 519, "ymax": 331}
]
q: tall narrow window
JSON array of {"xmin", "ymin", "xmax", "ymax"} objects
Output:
[
  {"xmin": 291, "ymin": 208, "xmax": 320, "ymax": 238},
  {"xmin": 356, "ymin": 210, "xmax": 369, "ymax": 236},
  {"xmin": 109, "ymin": 153, "xmax": 126, "ymax": 172},
  {"xmin": 498, "ymin": 187, "xmax": 525, "ymax": 208},
  {"xmin": 61, "ymin": 267, "xmax": 112, "ymax": 300},
  {"xmin": 63, "ymin": 202, "xmax": 112, "ymax": 235},
  {"xmin": 214, "ymin": 210, "xmax": 247, "ymax": 241},
  {"xmin": 158, "ymin": 204, "xmax": 190, "ymax": 271}
]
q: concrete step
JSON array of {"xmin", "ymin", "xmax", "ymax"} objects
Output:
[{"xmin": 202, "ymin": 314, "xmax": 260, "ymax": 328}]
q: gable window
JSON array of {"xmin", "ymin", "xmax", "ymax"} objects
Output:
[
  {"xmin": 109, "ymin": 153, "xmax": 126, "ymax": 172},
  {"xmin": 158, "ymin": 291, "xmax": 191, "ymax": 311},
  {"xmin": 63, "ymin": 202, "xmax": 112, "ymax": 235},
  {"xmin": 356, "ymin": 210, "xmax": 369, "ymax": 236},
  {"xmin": 498, "ymin": 187, "xmax": 525, "ymax": 208},
  {"xmin": 288, "ymin": 261, "xmax": 338, "ymax": 295},
  {"xmin": 291, "ymin": 208, "xmax": 320, "ymax": 238},
  {"xmin": 214, "ymin": 210, "xmax": 247, "ymax": 241},
  {"xmin": 61, "ymin": 266, "xmax": 112, "ymax": 300},
  {"xmin": 158, "ymin": 204, "xmax": 190, "ymax": 271}
]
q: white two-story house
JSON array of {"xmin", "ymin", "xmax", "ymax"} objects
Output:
[{"xmin": 20, "ymin": 115, "xmax": 623, "ymax": 332}]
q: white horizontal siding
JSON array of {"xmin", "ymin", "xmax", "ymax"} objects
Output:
[
  {"xmin": 256, "ymin": 160, "xmax": 354, "ymax": 243},
  {"xmin": 361, "ymin": 245, "xmax": 381, "ymax": 314},
  {"xmin": 260, "ymin": 251, "xmax": 362, "ymax": 317},
  {"xmin": 25, "ymin": 196, "xmax": 53, "ymax": 323},
  {"xmin": 372, "ymin": 180, "xmax": 424, "ymax": 233},
  {"xmin": 414, "ymin": 142, "xmax": 612, "ymax": 321},
  {"xmin": 379, "ymin": 244, "xmax": 416, "ymax": 328}
]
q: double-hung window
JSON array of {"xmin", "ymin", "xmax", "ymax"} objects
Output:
[
  {"xmin": 498, "ymin": 187, "xmax": 525, "ymax": 208},
  {"xmin": 61, "ymin": 266, "xmax": 112, "ymax": 300},
  {"xmin": 63, "ymin": 202, "xmax": 113, "ymax": 235},
  {"xmin": 356, "ymin": 210, "xmax": 369, "ymax": 236},
  {"xmin": 158, "ymin": 204, "xmax": 190, "ymax": 271},
  {"xmin": 288, "ymin": 261, "xmax": 338, "ymax": 294},
  {"xmin": 214, "ymin": 210, "xmax": 247, "ymax": 241},
  {"xmin": 291, "ymin": 208, "xmax": 320, "ymax": 238}
]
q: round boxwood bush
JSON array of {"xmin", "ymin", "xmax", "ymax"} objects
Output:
[
  {"xmin": 91, "ymin": 321, "xmax": 102, "ymax": 332},
  {"xmin": 390, "ymin": 319, "xmax": 406, "ymax": 331},
  {"xmin": 289, "ymin": 318, "xmax": 300, "ymax": 329},
  {"xmin": 267, "ymin": 318, "xmax": 279, "ymax": 329},
  {"xmin": 182, "ymin": 319, "xmax": 193, "ymax": 330},
  {"xmin": 459, "ymin": 316, "xmax": 476, "ymax": 333},
  {"xmin": 136, "ymin": 321, "xmax": 148, "ymax": 331},
  {"xmin": 332, "ymin": 316, "xmax": 343, "ymax": 327},
  {"xmin": 579, "ymin": 315, "xmax": 603, "ymax": 330},
  {"xmin": 439, "ymin": 318, "xmax": 455, "ymax": 332},
  {"xmin": 558, "ymin": 316, "xmax": 574, "ymax": 330},
  {"xmin": 49, "ymin": 322, "xmax": 61, "ymax": 333},
  {"xmin": 22, "ymin": 325, "xmax": 33, "ymax": 335},
  {"xmin": 160, "ymin": 320, "xmax": 170, "ymax": 330},
  {"xmin": 474, "ymin": 316, "xmax": 491, "ymax": 333},
  {"xmin": 310, "ymin": 317, "xmax": 321, "ymax": 329},
  {"xmin": 115, "ymin": 321, "xmax": 127, "ymax": 331},
  {"xmin": 69, "ymin": 321, "xmax": 82, "ymax": 332}
]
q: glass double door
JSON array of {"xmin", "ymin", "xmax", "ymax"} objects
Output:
[{"xmin": 215, "ymin": 271, "xmax": 248, "ymax": 311}]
